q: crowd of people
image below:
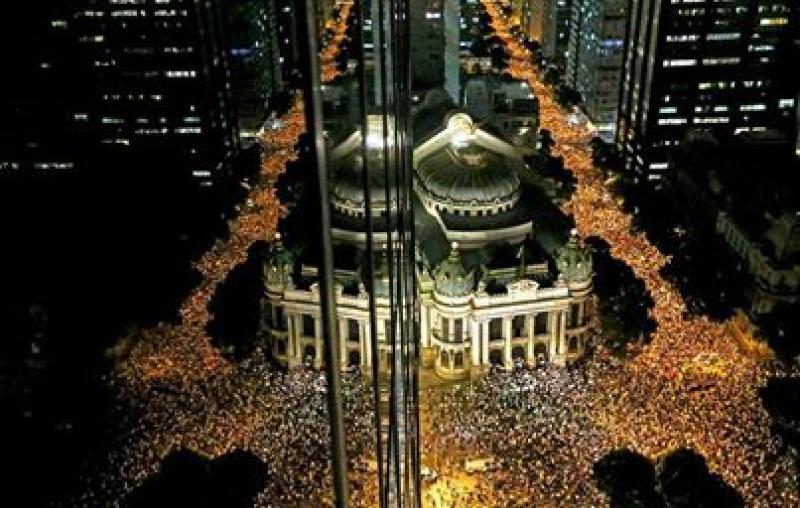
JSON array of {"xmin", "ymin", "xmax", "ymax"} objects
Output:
[
  {"xmin": 110, "ymin": 1, "xmax": 352, "ymax": 398},
  {"xmin": 63, "ymin": 1, "xmax": 800, "ymax": 506},
  {"xmin": 67, "ymin": 358, "xmax": 379, "ymax": 506}
]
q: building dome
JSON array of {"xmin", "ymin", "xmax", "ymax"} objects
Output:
[
  {"xmin": 433, "ymin": 243, "xmax": 474, "ymax": 297},
  {"xmin": 329, "ymin": 139, "xmax": 397, "ymax": 217},
  {"xmin": 416, "ymin": 143, "xmax": 521, "ymax": 207}
]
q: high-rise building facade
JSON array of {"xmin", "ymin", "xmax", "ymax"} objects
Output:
[
  {"xmin": 0, "ymin": 1, "xmax": 89, "ymax": 174},
  {"xmin": 511, "ymin": 0, "xmax": 537, "ymax": 42},
  {"xmin": 617, "ymin": 0, "xmax": 799, "ymax": 182},
  {"xmin": 410, "ymin": 0, "xmax": 461, "ymax": 102},
  {"xmin": 223, "ymin": 0, "xmax": 286, "ymax": 144},
  {"xmin": 566, "ymin": 0, "xmax": 626, "ymax": 142},
  {"xmin": 1, "ymin": 0, "xmax": 238, "ymax": 184},
  {"xmin": 538, "ymin": 0, "xmax": 573, "ymax": 67}
]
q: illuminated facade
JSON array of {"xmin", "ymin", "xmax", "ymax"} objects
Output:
[
  {"xmin": 263, "ymin": 111, "xmax": 594, "ymax": 379},
  {"xmin": 617, "ymin": 0, "xmax": 799, "ymax": 182}
]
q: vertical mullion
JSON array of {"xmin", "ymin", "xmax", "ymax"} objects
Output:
[
  {"xmin": 354, "ymin": 0, "xmax": 387, "ymax": 504},
  {"xmin": 301, "ymin": 0, "xmax": 349, "ymax": 505}
]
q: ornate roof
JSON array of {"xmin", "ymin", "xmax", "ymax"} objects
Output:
[
  {"xmin": 416, "ymin": 142, "xmax": 521, "ymax": 205},
  {"xmin": 329, "ymin": 129, "xmax": 397, "ymax": 209},
  {"xmin": 266, "ymin": 233, "xmax": 295, "ymax": 287},
  {"xmin": 433, "ymin": 243, "xmax": 474, "ymax": 297},
  {"xmin": 556, "ymin": 229, "xmax": 592, "ymax": 283}
]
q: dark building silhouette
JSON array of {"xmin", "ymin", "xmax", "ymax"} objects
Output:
[
  {"xmin": 617, "ymin": 0, "xmax": 799, "ymax": 184},
  {"xmin": 1, "ymin": 0, "xmax": 239, "ymax": 184}
]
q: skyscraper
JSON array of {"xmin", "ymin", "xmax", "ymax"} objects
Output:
[
  {"xmin": 410, "ymin": 0, "xmax": 461, "ymax": 102},
  {"xmin": 537, "ymin": 0, "xmax": 572, "ymax": 67},
  {"xmin": 0, "ymin": 1, "xmax": 87, "ymax": 174},
  {"xmin": 617, "ymin": 0, "xmax": 799, "ymax": 183},
  {"xmin": 566, "ymin": 0, "xmax": 626, "ymax": 142},
  {"xmin": 223, "ymin": 0, "xmax": 286, "ymax": 144},
  {"xmin": 1, "ymin": 0, "xmax": 238, "ymax": 184}
]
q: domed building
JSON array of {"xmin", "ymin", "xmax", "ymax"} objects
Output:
[{"xmin": 262, "ymin": 103, "xmax": 594, "ymax": 379}]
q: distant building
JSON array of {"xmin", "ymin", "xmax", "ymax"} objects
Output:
[
  {"xmin": 263, "ymin": 111, "xmax": 593, "ymax": 377},
  {"xmin": 670, "ymin": 131, "xmax": 800, "ymax": 320},
  {"xmin": 462, "ymin": 77, "xmax": 540, "ymax": 154},
  {"xmin": 511, "ymin": 0, "xmax": 536, "ymax": 41},
  {"xmin": 0, "ymin": 1, "xmax": 85, "ymax": 174},
  {"xmin": 566, "ymin": 0, "xmax": 626, "ymax": 142},
  {"xmin": 617, "ymin": 0, "xmax": 799, "ymax": 184},
  {"xmin": 223, "ymin": 0, "xmax": 286, "ymax": 145},
  {"xmin": 410, "ymin": 0, "xmax": 461, "ymax": 102},
  {"xmin": 717, "ymin": 210, "xmax": 800, "ymax": 318},
  {"xmin": 538, "ymin": 0, "xmax": 572, "ymax": 67}
]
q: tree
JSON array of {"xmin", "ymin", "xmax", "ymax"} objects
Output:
[
  {"xmin": 208, "ymin": 244, "xmax": 266, "ymax": 361},
  {"xmin": 594, "ymin": 448, "xmax": 744, "ymax": 508},
  {"xmin": 657, "ymin": 449, "xmax": 744, "ymax": 508},
  {"xmin": 556, "ymin": 84, "xmax": 582, "ymax": 107},
  {"xmin": 124, "ymin": 449, "xmax": 268, "ymax": 508},
  {"xmin": 586, "ymin": 237, "xmax": 655, "ymax": 357},
  {"xmin": 593, "ymin": 449, "xmax": 662, "ymax": 507}
]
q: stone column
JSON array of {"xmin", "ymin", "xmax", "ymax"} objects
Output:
[
  {"xmin": 420, "ymin": 303, "xmax": 428, "ymax": 348},
  {"xmin": 526, "ymin": 314, "xmax": 535, "ymax": 365},
  {"xmin": 470, "ymin": 318, "xmax": 480, "ymax": 366},
  {"xmin": 503, "ymin": 317, "xmax": 512, "ymax": 369},
  {"xmin": 364, "ymin": 320, "xmax": 372, "ymax": 368},
  {"xmin": 549, "ymin": 311, "xmax": 557, "ymax": 362},
  {"xmin": 481, "ymin": 321, "xmax": 489, "ymax": 365},
  {"xmin": 338, "ymin": 319, "xmax": 348, "ymax": 370},
  {"xmin": 313, "ymin": 316, "xmax": 323, "ymax": 369},
  {"xmin": 295, "ymin": 314, "xmax": 305, "ymax": 359},
  {"xmin": 559, "ymin": 310, "xmax": 567, "ymax": 360},
  {"xmin": 286, "ymin": 312, "xmax": 296, "ymax": 365}
]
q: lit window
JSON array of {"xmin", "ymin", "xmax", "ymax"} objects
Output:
[
  {"xmin": 658, "ymin": 118, "xmax": 688, "ymax": 125},
  {"xmin": 739, "ymin": 104, "xmax": 766, "ymax": 112},
  {"xmin": 665, "ymin": 34, "xmax": 699, "ymax": 42},
  {"xmin": 702, "ymin": 57, "xmax": 739, "ymax": 65},
  {"xmin": 692, "ymin": 116, "xmax": 729, "ymax": 124},
  {"xmin": 706, "ymin": 32, "xmax": 740, "ymax": 41},
  {"xmin": 759, "ymin": 17, "xmax": 788, "ymax": 26},
  {"xmin": 663, "ymin": 59, "xmax": 697, "ymax": 67},
  {"xmin": 165, "ymin": 70, "xmax": 197, "ymax": 78},
  {"xmin": 778, "ymin": 99, "xmax": 795, "ymax": 108}
]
